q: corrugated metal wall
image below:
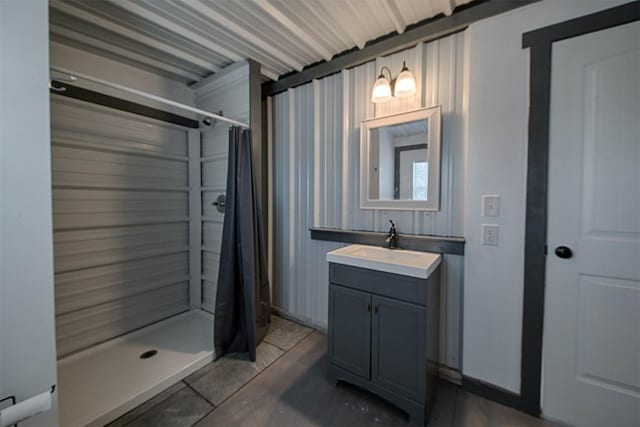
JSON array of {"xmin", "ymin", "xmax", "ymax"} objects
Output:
[
  {"xmin": 196, "ymin": 63, "xmax": 250, "ymax": 313},
  {"xmin": 271, "ymin": 33, "xmax": 465, "ymax": 369},
  {"xmin": 51, "ymin": 96, "xmax": 191, "ymax": 357}
]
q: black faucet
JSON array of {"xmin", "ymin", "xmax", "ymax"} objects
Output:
[{"xmin": 385, "ymin": 220, "xmax": 398, "ymax": 249}]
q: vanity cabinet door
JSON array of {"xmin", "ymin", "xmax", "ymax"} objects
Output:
[
  {"xmin": 371, "ymin": 295, "xmax": 426, "ymax": 402},
  {"xmin": 328, "ymin": 285, "xmax": 371, "ymax": 380}
]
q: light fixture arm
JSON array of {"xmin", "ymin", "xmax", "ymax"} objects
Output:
[{"xmin": 378, "ymin": 66, "xmax": 393, "ymax": 81}]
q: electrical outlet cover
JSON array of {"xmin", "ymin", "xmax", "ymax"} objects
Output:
[
  {"xmin": 482, "ymin": 224, "xmax": 499, "ymax": 246},
  {"xmin": 482, "ymin": 195, "xmax": 500, "ymax": 217}
]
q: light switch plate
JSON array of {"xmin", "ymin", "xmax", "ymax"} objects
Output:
[
  {"xmin": 482, "ymin": 195, "xmax": 500, "ymax": 217},
  {"xmin": 482, "ymin": 224, "xmax": 499, "ymax": 246}
]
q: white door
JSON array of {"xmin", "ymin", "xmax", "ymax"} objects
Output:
[{"xmin": 543, "ymin": 21, "xmax": 640, "ymax": 426}]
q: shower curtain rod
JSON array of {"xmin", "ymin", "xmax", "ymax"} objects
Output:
[{"xmin": 49, "ymin": 66, "xmax": 250, "ymax": 129}]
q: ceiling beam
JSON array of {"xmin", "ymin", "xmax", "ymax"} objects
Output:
[
  {"xmin": 172, "ymin": 0, "xmax": 306, "ymax": 72},
  {"xmin": 107, "ymin": 0, "xmax": 243, "ymax": 62},
  {"xmin": 302, "ymin": 2, "xmax": 354, "ymax": 52},
  {"xmin": 322, "ymin": 3, "xmax": 370, "ymax": 49},
  {"xmin": 380, "ymin": 1, "xmax": 407, "ymax": 35},
  {"xmin": 262, "ymin": 0, "xmax": 539, "ymax": 98},
  {"xmin": 260, "ymin": 67, "xmax": 280, "ymax": 82},
  {"xmin": 253, "ymin": 0, "xmax": 335, "ymax": 62},
  {"xmin": 50, "ymin": 25, "xmax": 203, "ymax": 83},
  {"xmin": 437, "ymin": 0, "xmax": 455, "ymax": 17},
  {"xmin": 50, "ymin": 0, "xmax": 220, "ymax": 72}
]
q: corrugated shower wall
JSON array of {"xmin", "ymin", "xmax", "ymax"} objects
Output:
[
  {"xmin": 195, "ymin": 62, "xmax": 250, "ymax": 313},
  {"xmin": 271, "ymin": 33, "xmax": 466, "ymax": 370},
  {"xmin": 51, "ymin": 97, "xmax": 193, "ymax": 357}
]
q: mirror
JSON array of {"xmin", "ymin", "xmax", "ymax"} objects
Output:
[{"xmin": 360, "ymin": 106, "xmax": 441, "ymax": 210}]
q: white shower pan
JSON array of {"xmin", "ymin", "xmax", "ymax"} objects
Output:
[{"xmin": 57, "ymin": 310, "xmax": 215, "ymax": 427}]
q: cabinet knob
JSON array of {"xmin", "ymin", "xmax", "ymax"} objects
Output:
[
  {"xmin": 374, "ymin": 305, "xmax": 378, "ymax": 314},
  {"xmin": 367, "ymin": 303, "xmax": 371, "ymax": 313}
]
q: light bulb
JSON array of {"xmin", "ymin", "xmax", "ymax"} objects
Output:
[
  {"xmin": 394, "ymin": 62, "xmax": 416, "ymax": 98},
  {"xmin": 371, "ymin": 75, "xmax": 392, "ymax": 103}
]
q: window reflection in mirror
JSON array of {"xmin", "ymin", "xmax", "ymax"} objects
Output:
[
  {"xmin": 368, "ymin": 119, "xmax": 428, "ymax": 201},
  {"xmin": 412, "ymin": 161, "xmax": 428, "ymax": 200}
]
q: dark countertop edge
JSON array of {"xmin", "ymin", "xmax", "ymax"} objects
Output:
[{"xmin": 310, "ymin": 227, "xmax": 465, "ymax": 256}]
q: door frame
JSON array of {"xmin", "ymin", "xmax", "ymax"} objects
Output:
[{"xmin": 519, "ymin": 1, "xmax": 640, "ymax": 416}]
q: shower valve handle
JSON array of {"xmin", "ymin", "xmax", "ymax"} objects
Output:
[{"xmin": 212, "ymin": 194, "xmax": 226, "ymax": 213}]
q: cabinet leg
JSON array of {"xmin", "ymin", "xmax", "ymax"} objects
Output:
[{"xmin": 327, "ymin": 373, "xmax": 339, "ymax": 387}]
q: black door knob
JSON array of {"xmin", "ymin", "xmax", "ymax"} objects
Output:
[{"xmin": 555, "ymin": 246, "xmax": 573, "ymax": 259}]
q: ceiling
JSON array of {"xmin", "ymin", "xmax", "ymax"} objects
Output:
[
  {"xmin": 384, "ymin": 120, "xmax": 428, "ymax": 138},
  {"xmin": 49, "ymin": 0, "xmax": 475, "ymax": 85}
]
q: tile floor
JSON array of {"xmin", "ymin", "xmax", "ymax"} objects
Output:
[{"xmin": 109, "ymin": 316, "xmax": 556, "ymax": 427}]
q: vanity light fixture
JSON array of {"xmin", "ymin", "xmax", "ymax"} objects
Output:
[{"xmin": 371, "ymin": 61, "xmax": 417, "ymax": 103}]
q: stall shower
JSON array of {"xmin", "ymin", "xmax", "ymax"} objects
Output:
[{"xmin": 49, "ymin": 61, "xmax": 267, "ymax": 426}]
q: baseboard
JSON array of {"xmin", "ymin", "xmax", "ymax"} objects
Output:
[
  {"xmin": 462, "ymin": 376, "xmax": 539, "ymax": 416},
  {"xmin": 439, "ymin": 365, "xmax": 462, "ymax": 385},
  {"xmin": 270, "ymin": 306, "xmax": 328, "ymax": 333}
]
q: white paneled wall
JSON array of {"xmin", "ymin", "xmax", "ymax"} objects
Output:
[
  {"xmin": 196, "ymin": 62, "xmax": 250, "ymax": 313},
  {"xmin": 462, "ymin": 0, "xmax": 629, "ymax": 394},
  {"xmin": 51, "ymin": 97, "xmax": 191, "ymax": 357},
  {"xmin": 271, "ymin": 33, "xmax": 466, "ymax": 369}
]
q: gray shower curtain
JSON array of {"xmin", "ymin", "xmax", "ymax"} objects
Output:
[{"xmin": 214, "ymin": 126, "xmax": 271, "ymax": 361}]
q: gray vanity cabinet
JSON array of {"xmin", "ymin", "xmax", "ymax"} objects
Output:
[
  {"xmin": 327, "ymin": 262, "xmax": 440, "ymax": 426},
  {"xmin": 328, "ymin": 285, "xmax": 371, "ymax": 379},
  {"xmin": 371, "ymin": 295, "xmax": 426, "ymax": 402}
]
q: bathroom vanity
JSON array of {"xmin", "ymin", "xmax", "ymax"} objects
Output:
[{"xmin": 326, "ymin": 245, "xmax": 441, "ymax": 425}]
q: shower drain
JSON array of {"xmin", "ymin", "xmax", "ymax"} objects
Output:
[{"xmin": 139, "ymin": 349, "xmax": 158, "ymax": 360}]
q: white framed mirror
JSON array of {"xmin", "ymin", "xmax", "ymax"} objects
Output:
[{"xmin": 360, "ymin": 106, "xmax": 441, "ymax": 211}]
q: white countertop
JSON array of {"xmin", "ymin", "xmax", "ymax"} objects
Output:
[{"xmin": 326, "ymin": 244, "xmax": 441, "ymax": 279}]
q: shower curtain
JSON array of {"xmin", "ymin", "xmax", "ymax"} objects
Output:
[{"xmin": 214, "ymin": 126, "xmax": 271, "ymax": 361}]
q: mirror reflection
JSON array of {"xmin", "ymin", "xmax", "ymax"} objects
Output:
[
  {"xmin": 368, "ymin": 119, "xmax": 429, "ymax": 201},
  {"xmin": 360, "ymin": 106, "xmax": 441, "ymax": 211}
]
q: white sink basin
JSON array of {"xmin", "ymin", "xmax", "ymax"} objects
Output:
[{"xmin": 326, "ymin": 244, "xmax": 441, "ymax": 279}]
